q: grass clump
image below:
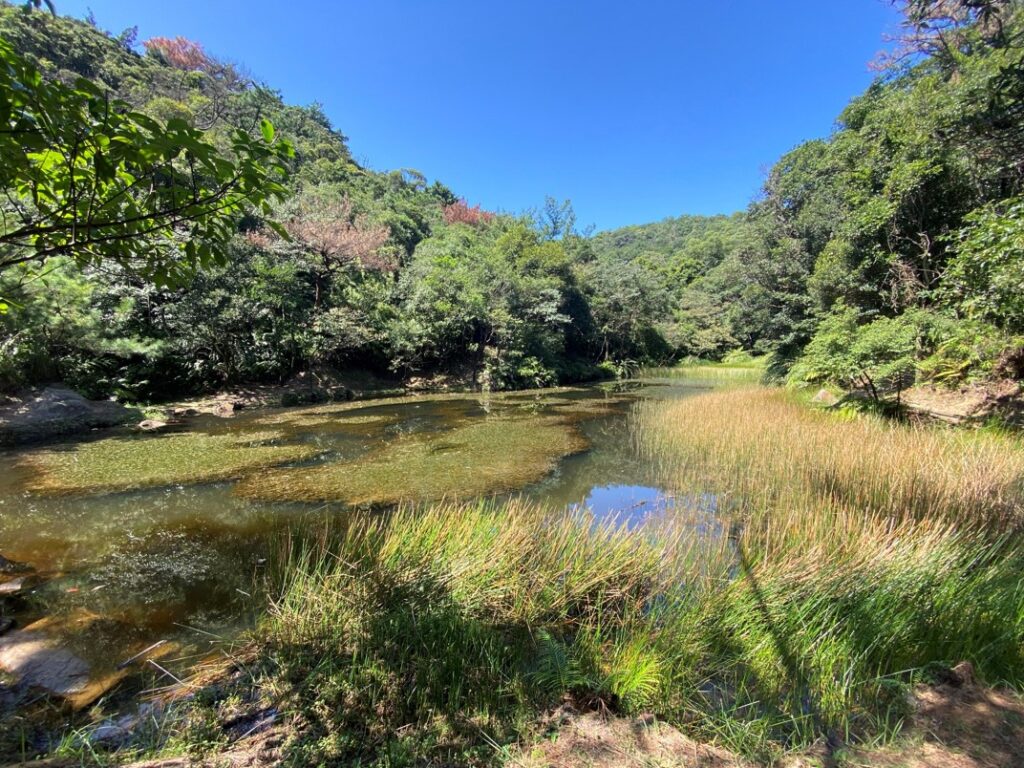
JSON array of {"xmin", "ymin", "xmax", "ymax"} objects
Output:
[
  {"xmin": 20, "ymin": 431, "xmax": 320, "ymax": 495},
  {"xmin": 251, "ymin": 501, "xmax": 728, "ymax": 766},
  {"xmin": 233, "ymin": 415, "xmax": 588, "ymax": 504},
  {"xmin": 240, "ymin": 491, "xmax": 1024, "ymax": 765}
]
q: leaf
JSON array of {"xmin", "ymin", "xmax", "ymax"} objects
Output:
[{"xmin": 260, "ymin": 117, "xmax": 275, "ymax": 143}]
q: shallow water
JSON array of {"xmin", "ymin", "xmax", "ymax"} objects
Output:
[{"xmin": 0, "ymin": 376, "xmax": 721, "ymax": 683}]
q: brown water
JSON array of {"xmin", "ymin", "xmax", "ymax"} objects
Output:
[{"xmin": 0, "ymin": 377, "xmax": 721, "ymax": 685}]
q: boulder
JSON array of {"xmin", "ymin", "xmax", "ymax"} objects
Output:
[
  {"xmin": 0, "ymin": 385, "xmax": 139, "ymax": 446},
  {"xmin": 0, "ymin": 630, "xmax": 91, "ymax": 697}
]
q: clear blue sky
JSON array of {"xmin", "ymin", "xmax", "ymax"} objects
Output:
[{"xmin": 61, "ymin": 1, "xmax": 902, "ymax": 232}]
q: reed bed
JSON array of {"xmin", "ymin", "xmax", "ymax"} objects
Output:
[
  {"xmin": 633, "ymin": 387, "xmax": 1024, "ymax": 527},
  {"xmin": 231, "ymin": 387, "xmax": 1024, "ymax": 764},
  {"xmin": 641, "ymin": 364, "xmax": 764, "ymax": 382}
]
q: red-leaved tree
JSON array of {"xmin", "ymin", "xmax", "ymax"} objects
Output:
[
  {"xmin": 443, "ymin": 198, "xmax": 496, "ymax": 227},
  {"xmin": 143, "ymin": 36, "xmax": 213, "ymax": 71}
]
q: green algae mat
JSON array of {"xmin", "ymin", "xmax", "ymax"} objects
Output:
[
  {"xmin": 20, "ymin": 431, "xmax": 321, "ymax": 495},
  {"xmin": 234, "ymin": 415, "xmax": 588, "ymax": 505}
]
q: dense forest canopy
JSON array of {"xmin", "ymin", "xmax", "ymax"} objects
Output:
[{"xmin": 1, "ymin": 0, "xmax": 1023, "ymax": 404}]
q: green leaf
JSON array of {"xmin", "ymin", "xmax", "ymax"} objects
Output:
[{"xmin": 260, "ymin": 117, "xmax": 275, "ymax": 143}]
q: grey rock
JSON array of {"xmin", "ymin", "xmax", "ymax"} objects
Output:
[
  {"xmin": 0, "ymin": 385, "xmax": 139, "ymax": 446},
  {"xmin": 0, "ymin": 630, "xmax": 91, "ymax": 696},
  {"xmin": 0, "ymin": 576, "xmax": 31, "ymax": 596}
]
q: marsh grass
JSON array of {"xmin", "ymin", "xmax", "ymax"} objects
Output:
[
  {"xmin": 633, "ymin": 387, "xmax": 1024, "ymax": 526},
  {"xmin": 248, "ymin": 489, "xmax": 1024, "ymax": 765},
  {"xmin": 233, "ymin": 415, "xmax": 589, "ymax": 504},
  {"xmin": 628, "ymin": 387, "xmax": 1024, "ymax": 754},
  {"xmin": 19, "ymin": 431, "xmax": 321, "ymax": 495},
  {"xmin": 641, "ymin": 357, "xmax": 765, "ymax": 384}
]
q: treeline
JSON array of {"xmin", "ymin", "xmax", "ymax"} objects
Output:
[
  {"xmin": 595, "ymin": 0, "xmax": 1024, "ymax": 400},
  {"xmin": 3, "ymin": 2, "xmax": 1023, "ymax": 403},
  {"xmin": 0, "ymin": 6, "xmax": 670, "ymax": 400}
]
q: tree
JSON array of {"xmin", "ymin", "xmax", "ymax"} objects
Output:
[
  {"xmin": 943, "ymin": 196, "xmax": 1024, "ymax": 332},
  {"xmin": 791, "ymin": 305, "xmax": 922, "ymax": 404},
  {"xmin": 249, "ymin": 194, "xmax": 392, "ymax": 305},
  {"xmin": 0, "ymin": 39, "xmax": 293, "ymax": 292}
]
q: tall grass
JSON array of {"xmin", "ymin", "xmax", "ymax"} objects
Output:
[
  {"xmin": 633, "ymin": 387, "xmax": 1024, "ymax": 527},
  {"xmin": 632, "ymin": 387, "xmax": 1024, "ymax": 752},
  {"xmin": 240, "ymin": 387, "xmax": 1024, "ymax": 764},
  {"xmin": 257, "ymin": 501, "xmax": 729, "ymax": 765}
]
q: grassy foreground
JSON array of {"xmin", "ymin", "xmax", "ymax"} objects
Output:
[
  {"xmin": 44, "ymin": 387, "xmax": 1024, "ymax": 766},
  {"xmin": 143, "ymin": 387, "xmax": 1023, "ymax": 766}
]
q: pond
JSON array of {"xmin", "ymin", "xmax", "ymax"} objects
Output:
[{"xmin": 0, "ymin": 375, "xmax": 723, "ymax": 690}]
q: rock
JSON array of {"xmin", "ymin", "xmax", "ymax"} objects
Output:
[
  {"xmin": 950, "ymin": 660, "xmax": 975, "ymax": 687},
  {"xmin": 0, "ymin": 630, "xmax": 91, "ymax": 697},
  {"xmin": 137, "ymin": 419, "xmax": 168, "ymax": 431},
  {"xmin": 212, "ymin": 400, "xmax": 243, "ymax": 417},
  {"xmin": 0, "ymin": 617, "xmax": 14, "ymax": 636},
  {"xmin": 169, "ymin": 407, "xmax": 200, "ymax": 418},
  {"xmin": 811, "ymin": 388, "xmax": 839, "ymax": 407},
  {"xmin": 0, "ymin": 575, "xmax": 36, "ymax": 596},
  {"xmin": 0, "ymin": 554, "xmax": 32, "ymax": 575},
  {"xmin": 0, "ymin": 385, "xmax": 139, "ymax": 446}
]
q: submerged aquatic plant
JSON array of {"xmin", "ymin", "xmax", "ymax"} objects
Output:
[
  {"xmin": 234, "ymin": 415, "xmax": 589, "ymax": 504},
  {"xmin": 20, "ymin": 431, "xmax": 320, "ymax": 495}
]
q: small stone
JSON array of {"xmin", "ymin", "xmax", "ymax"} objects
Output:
[
  {"xmin": 811, "ymin": 388, "xmax": 839, "ymax": 406},
  {"xmin": 0, "ymin": 576, "xmax": 34, "ymax": 596},
  {"xmin": 950, "ymin": 661, "xmax": 975, "ymax": 686},
  {"xmin": 137, "ymin": 419, "xmax": 168, "ymax": 431},
  {"xmin": 213, "ymin": 400, "xmax": 243, "ymax": 417}
]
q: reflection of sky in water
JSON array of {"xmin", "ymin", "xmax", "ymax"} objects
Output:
[{"xmin": 576, "ymin": 484, "xmax": 723, "ymax": 537}]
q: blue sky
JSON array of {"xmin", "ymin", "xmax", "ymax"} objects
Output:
[{"xmin": 61, "ymin": 1, "xmax": 902, "ymax": 231}]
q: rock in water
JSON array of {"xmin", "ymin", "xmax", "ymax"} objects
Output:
[
  {"xmin": 0, "ymin": 554, "xmax": 32, "ymax": 574},
  {"xmin": 0, "ymin": 630, "xmax": 91, "ymax": 697},
  {"xmin": 137, "ymin": 419, "xmax": 169, "ymax": 431}
]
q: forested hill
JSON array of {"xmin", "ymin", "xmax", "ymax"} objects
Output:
[
  {"xmin": 1, "ymin": 5, "xmax": 669, "ymax": 400},
  {"xmin": 2, "ymin": 1, "xmax": 1024, "ymax": 407},
  {"xmin": 593, "ymin": 1, "xmax": 1024, "ymax": 399}
]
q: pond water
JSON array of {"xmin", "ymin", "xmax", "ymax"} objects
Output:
[{"xmin": 0, "ymin": 376, "xmax": 721, "ymax": 687}]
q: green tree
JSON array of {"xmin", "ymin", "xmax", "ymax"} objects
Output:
[{"xmin": 0, "ymin": 38, "xmax": 293, "ymax": 291}]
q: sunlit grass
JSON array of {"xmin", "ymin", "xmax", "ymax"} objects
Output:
[
  {"xmin": 233, "ymin": 415, "xmax": 589, "ymax": 505},
  {"xmin": 20, "ymin": 431, "xmax": 320, "ymax": 495},
  {"xmin": 633, "ymin": 386, "xmax": 1024, "ymax": 527},
  {"xmin": 250, "ymin": 488, "xmax": 1024, "ymax": 764},
  {"xmin": 641, "ymin": 356, "xmax": 765, "ymax": 383}
]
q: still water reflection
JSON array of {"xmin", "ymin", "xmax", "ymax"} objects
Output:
[{"xmin": 0, "ymin": 377, "xmax": 720, "ymax": 682}]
